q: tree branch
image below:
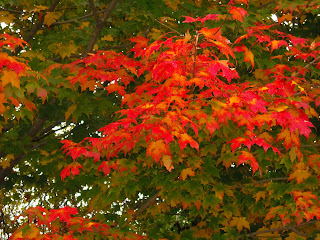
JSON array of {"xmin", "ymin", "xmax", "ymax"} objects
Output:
[
  {"xmin": 293, "ymin": 55, "xmax": 320, "ymax": 79},
  {"xmin": 22, "ymin": 0, "xmax": 60, "ymax": 43},
  {"xmin": 32, "ymin": 119, "xmax": 63, "ymax": 142},
  {"xmin": 48, "ymin": 43, "xmax": 132, "ymax": 61},
  {"xmin": 243, "ymin": 220, "xmax": 317, "ymax": 238},
  {"xmin": 50, "ymin": 10, "xmax": 104, "ymax": 27},
  {"xmin": 132, "ymin": 189, "xmax": 161, "ymax": 220},
  {"xmin": 1, "ymin": 122, "xmax": 15, "ymax": 133},
  {"xmin": 37, "ymin": 119, "xmax": 63, "ymax": 139},
  {"xmin": 83, "ymin": 0, "xmax": 118, "ymax": 57},
  {"xmin": 28, "ymin": 117, "xmax": 47, "ymax": 139},
  {"xmin": 88, "ymin": 0, "xmax": 99, "ymax": 22},
  {"xmin": 155, "ymin": 19, "xmax": 182, "ymax": 36},
  {"xmin": 0, "ymin": 7, "xmax": 24, "ymax": 14},
  {"xmin": 0, "ymin": 141, "xmax": 47, "ymax": 185},
  {"xmin": 233, "ymin": 177, "xmax": 288, "ymax": 189}
]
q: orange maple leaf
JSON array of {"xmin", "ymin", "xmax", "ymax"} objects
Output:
[
  {"xmin": 229, "ymin": 217, "xmax": 250, "ymax": 232},
  {"xmin": 234, "ymin": 45, "xmax": 254, "ymax": 68},
  {"xmin": 230, "ymin": 6, "xmax": 248, "ymax": 22},
  {"xmin": 180, "ymin": 168, "xmax": 195, "ymax": 180},
  {"xmin": 178, "ymin": 133, "xmax": 199, "ymax": 152},
  {"xmin": 238, "ymin": 151, "xmax": 260, "ymax": 174},
  {"xmin": 269, "ymin": 40, "xmax": 288, "ymax": 52},
  {"xmin": 162, "ymin": 155, "xmax": 174, "ymax": 172},
  {"xmin": 288, "ymin": 163, "xmax": 311, "ymax": 184},
  {"xmin": 146, "ymin": 140, "xmax": 170, "ymax": 163},
  {"xmin": 1, "ymin": 70, "xmax": 20, "ymax": 89}
]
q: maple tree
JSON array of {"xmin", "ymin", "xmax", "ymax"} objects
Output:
[{"xmin": 0, "ymin": 0, "xmax": 320, "ymax": 239}]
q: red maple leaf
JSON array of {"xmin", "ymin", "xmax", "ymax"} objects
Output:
[
  {"xmin": 238, "ymin": 151, "xmax": 260, "ymax": 174},
  {"xmin": 48, "ymin": 206, "xmax": 78, "ymax": 223},
  {"xmin": 97, "ymin": 161, "xmax": 118, "ymax": 176},
  {"xmin": 183, "ymin": 14, "xmax": 219, "ymax": 25},
  {"xmin": 61, "ymin": 162, "xmax": 84, "ymax": 180}
]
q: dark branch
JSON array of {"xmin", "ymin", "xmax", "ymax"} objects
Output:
[
  {"xmin": 83, "ymin": 0, "xmax": 118, "ymax": 57},
  {"xmin": 48, "ymin": 43, "xmax": 132, "ymax": 62},
  {"xmin": 233, "ymin": 177, "xmax": 288, "ymax": 189},
  {"xmin": 28, "ymin": 117, "xmax": 47, "ymax": 139},
  {"xmin": 50, "ymin": 10, "xmax": 104, "ymax": 27},
  {"xmin": 89, "ymin": 0, "xmax": 99, "ymax": 22},
  {"xmin": 22, "ymin": 0, "xmax": 60, "ymax": 43},
  {"xmin": 0, "ymin": 141, "xmax": 47, "ymax": 185},
  {"xmin": 243, "ymin": 220, "xmax": 317, "ymax": 238},
  {"xmin": 1, "ymin": 122, "xmax": 15, "ymax": 133},
  {"xmin": 132, "ymin": 189, "xmax": 161, "ymax": 220},
  {"xmin": 0, "ymin": 8, "xmax": 24, "ymax": 14},
  {"xmin": 37, "ymin": 119, "xmax": 63, "ymax": 139}
]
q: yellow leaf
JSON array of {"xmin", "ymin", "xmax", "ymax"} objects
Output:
[
  {"xmin": 0, "ymin": 154, "xmax": 14, "ymax": 169},
  {"xmin": 1, "ymin": 70, "xmax": 20, "ymax": 89},
  {"xmin": 254, "ymin": 68, "xmax": 269, "ymax": 81},
  {"xmin": 289, "ymin": 163, "xmax": 311, "ymax": 184},
  {"xmin": 0, "ymin": 11, "xmax": 16, "ymax": 25},
  {"xmin": 162, "ymin": 155, "xmax": 174, "ymax": 172},
  {"xmin": 229, "ymin": 96, "xmax": 241, "ymax": 105},
  {"xmin": 32, "ymin": 5, "xmax": 48, "ymax": 12},
  {"xmin": 159, "ymin": 17, "xmax": 175, "ymax": 22},
  {"xmin": 40, "ymin": 150, "xmax": 49, "ymax": 156},
  {"xmin": 65, "ymin": 104, "xmax": 77, "ymax": 121},
  {"xmin": 21, "ymin": 51, "xmax": 46, "ymax": 61},
  {"xmin": 44, "ymin": 12, "xmax": 62, "ymax": 26},
  {"xmin": 27, "ymin": 224, "xmax": 40, "ymax": 238},
  {"xmin": 164, "ymin": 0, "xmax": 180, "ymax": 10},
  {"xmin": 146, "ymin": 140, "xmax": 170, "ymax": 163},
  {"xmin": 258, "ymin": 132, "xmax": 273, "ymax": 142},
  {"xmin": 79, "ymin": 21, "xmax": 90, "ymax": 30},
  {"xmin": 244, "ymin": 49, "xmax": 254, "ymax": 68},
  {"xmin": 254, "ymin": 191, "xmax": 266, "ymax": 202},
  {"xmin": 278, "ymin": 14, "xmax": 293, "ymax": 24},
  {"xmin": 53, "ymin": 41, "xmax": 77, "ymax": 59},
  {"xmin": 289, "ymin": 147, "xmax": 297, "ymax": 163},
  {"xmin": 183, "ymin": 30, "xmax": 191, "ymax": 43},
  {"xmin": 292, "ymin": 80, "xmax": 305, "ymax": 92},
  {"xmin": 286, "ymin": 231, "xmax": 306, "ymax": 240},
  {"xmin": 229, "ymin": 217, "xmax": 250, "ymax": 232},
  {"xmin": 193, "ymin": 228, "xmax": 213, "ymax": 239},
  {"xmin": 269, "ymin": 105, "xmax": 288, "ymax": 112},
  {"xmin": 149, "ymin": 28, "xmax": 162, "ymax": 40},
  {"xmin": 180, "ymin": 168, "xmax": 195, "ymax": 180},
  {"xmin": 62, "ymin": 23, "xmax": 70, "ymax": 30},
  {"xmin": 306, "ymin": 107, "xmax": 318, "ymax": 118},
  {"xmin": 101, "ymin": 35, "xmax": 114, "ymax": 41}
]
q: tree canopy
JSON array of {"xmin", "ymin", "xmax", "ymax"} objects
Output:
[{"xmin": 0, "ymin": 0, "xmax": 320, "ymax": 239}]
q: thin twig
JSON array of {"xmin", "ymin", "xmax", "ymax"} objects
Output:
[
  {"xmin": 243, "ymin": 220, "xmax": 316, "ymax": 238},
  {"xmin": 155, "ymin": 19, "xmax": 183, "ymax": 36},
  {"xmin": 88, "ymin": 0, "xmax": 99, "ymax": 22},
  {"xmin": 213, "ymin": 13, "xmax": 230, "ymax": 36},
  {"xmin": 0, "ymin": 8, "xmax": 24, "ymax": 14},
  {"xmin": 233, "ymin": 177, "xmax": 288, "ymax": 189},
  {"xmin": 192, "ymin": 33, "xmax": 199, "ymax": 79},
  {"xmin": 293, "ymin": 56, "xmax": 320, "ymax": 79},
  {"xmin": 50, "ymin": 10, "xmax": 104, "ymax": 26}
]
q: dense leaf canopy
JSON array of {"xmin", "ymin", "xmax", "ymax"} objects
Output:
[{"xmin": 0, "ymin": 0, "xmax": 320, "ymax": 239}]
